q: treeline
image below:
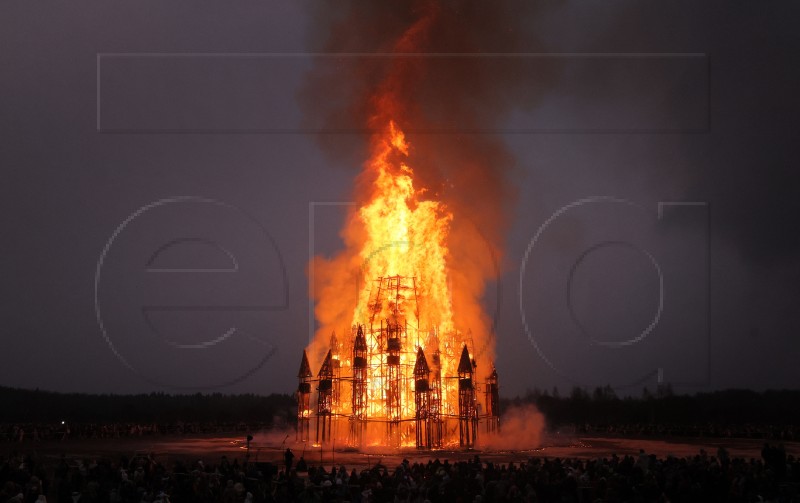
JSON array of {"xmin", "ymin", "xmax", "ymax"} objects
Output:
[
  {"xmin": 3, "ymin": 385, "xmax": 798, "ymax": 429},
  {"xmin": 0, "ymin": 387, "xmax": 295, "ymax": 424},
  {"xmin": 502, "ymin": 386, "xmax": 800, "ymax": 427}
]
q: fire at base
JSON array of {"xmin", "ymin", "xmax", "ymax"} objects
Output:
[
  {"xmin": 300, "ymin": 122, "xmax": 500, "ymax": 450},
  {"xmin": 297, "ymin": 276, "xmax": 500, "ymax": 450}
]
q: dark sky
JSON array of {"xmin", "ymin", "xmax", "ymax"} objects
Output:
[{"xmin": 2, "ymin": 1, "xmax": 799, "ymax": 397}]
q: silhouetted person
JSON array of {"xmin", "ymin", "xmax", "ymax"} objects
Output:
[
  {"xmin": 284, "ymin": 448, "xmax": 294, "ymax": 472},
  {"xmin": 717, "ymin": 446, "xmax": 730, "ymax": 471},
  {"xmin": 295, "ymin": 456, "xmax": 307, "ymax": 472}
]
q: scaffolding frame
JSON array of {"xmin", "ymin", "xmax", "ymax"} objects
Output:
[
  {"xmin": 457, "ymin": 345, "xmax": 478, "ymax": 448},
  {"xmin": 315, "ymin": 350, "xmax": 333, "ymax": 445},
  {"xmin": 296, "ymin": 350, "xmax": 312, "ymax": 442},
  {"xmin": 299, "ymin": 274, "xmax": 498, "ymax": 449},
  {"xmin": 350, "ymin": 326, "xmax": 368, "ymax": 446},
  {"xmin": 485, "ymin": 366, "xmax": 500, "ymax": 434}
]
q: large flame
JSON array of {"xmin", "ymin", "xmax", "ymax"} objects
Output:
[
  {"xmin": 354, "ymin": 121, "xmax": 453, "ymax": 332},
  {"xmin": 306, "ymin": 3, "xmax": 501, "ymax": 448},
  {"xmin": 308, "ymin": 118, "xmax": 474, "ymax": 447},
  {"xmin": 351, "ymin": 120, "xmax": 465, "ymax": 442}
]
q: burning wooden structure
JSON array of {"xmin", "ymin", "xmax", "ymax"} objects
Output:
[
  {"xmin": 297, "ymin": 273, "xmax": 499, "ymax": 449},
  {"xmin": 296, "ymin": 351, "xmax": 312, "ymax": 442},
  {"xmin": 300, "ymin": 0, "xmax": 515, "ymax": 451}
]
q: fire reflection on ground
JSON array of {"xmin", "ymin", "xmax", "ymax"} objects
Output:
[{"xmin": 13, "ymin": 433, "xmax": 798, "ymax": 469}]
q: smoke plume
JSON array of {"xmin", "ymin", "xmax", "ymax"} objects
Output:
[
  {"xmin": 302, "ymin": 2, "xmax": 555, "ymax": 366},
  {"xmin": 478, "ymin": 404, "xmax": 546, "ymax": 450}
]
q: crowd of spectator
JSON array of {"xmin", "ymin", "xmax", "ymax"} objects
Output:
[
  {"xmin": 4, "ymin": 421, "xmax": 797, "ymax": 446},
  {"xmin": 1, "ymin": 423, "xmax": 275, "ymax": 443},
  {"xmin": 572, "ymin": 423, "xmax": 798, "ymax": 442},
  {"xmin": 0, "ymin": 443, "xmax": 796, "ymax": 502}
]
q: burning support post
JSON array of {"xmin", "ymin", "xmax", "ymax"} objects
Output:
[
  {"xmin": 386, "ymin": 320, "xmax": 402, "ymax": 446},
  {"xmin": 296, "ymin": 351, "xmax": 312, "ymax": 442},
  {"xmin": 306, "ymin": 270, "xmax": 492, "ymax": 449},
  {"xmin": 485, "ymin": 366, "xmax": 500, "ymax": 434},
  {"xmin": 430, "ymin": 348, "xmax": 443, "ymax": 448},
  {"xmin": 316, "ymin": 350, "xmax": 333, "ymax": 445},
  {"xmin": 457, "ymin": 344, "xmax": 478, "ymax": 448},
  {"xmin": 329, "ymin": 331, "xmax": 342, "ymax": 433},
  {"xmin": 350, "ymin": 325, "xmax": 368, "ymax": 447},
  {"xmin": 413, "ymin": 347, "xmax": 431, "ymax": 449}
]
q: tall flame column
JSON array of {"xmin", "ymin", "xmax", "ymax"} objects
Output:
[
  {"xmin": 329, "ymin": 331, "xmax": 342, "ymax": 437},
  {"xmin": 350, "ymin": 326, "xmax": 368, "ymax": 447},
  {"xmin": 430, "ymin": 349, "xmax": 443, "ymax": 448},
  {"xmin": 413, "ymin": 347, "xmax": 431, "ymax": 449},
  {"xmin": 386, "ymin": 321, "xmax": 402, "ymax": 446}
]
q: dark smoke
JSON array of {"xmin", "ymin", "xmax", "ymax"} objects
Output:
[{"xmin": 300, "ymin": 3, "xmax": 560, "ymax": 356}]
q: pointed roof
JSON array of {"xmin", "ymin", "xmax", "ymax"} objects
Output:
[
  {"xmin": 354, "ymin": 325, "xmax": 367, "ymax": 352},
  {"xmin": 317, "ymin": 349, "xmax": 333, "ymax": 378},
  {"xmin": 298, "ymin": 350, "xmax": 312, "ymax": 379},
  {"xmin": 329, "ymin": 331, "xmax": 338, "ymax": 350},
  {"xmin": 488, "ymin": 365, "xmax": 498, "ymax": 381},
  {"xmin": 413, "ymin": 347, "xmax": 430, "ymax": 376},
  {"xmin": 457, "ymin": 344, "xmax": 473, "ymax": 374}
]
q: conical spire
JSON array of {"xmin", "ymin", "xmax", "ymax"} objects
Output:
[
  {"xmin": 318, "ymin": 349, "xmax": 333, "ymax": 378},
  {"xmin": 457, "ymin": 344, "xmax": 473, "ymax": 374},
  {"xmin": 298, "ymin": 350, "xmax": 312, "ymax": 379},
  {"xmin": 354, "ymin": 325, "xmax": 367, "ymax": 352},
  {"xmin": 413, "ymin": 347, "xmax": 430, "ymax": 376}
]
